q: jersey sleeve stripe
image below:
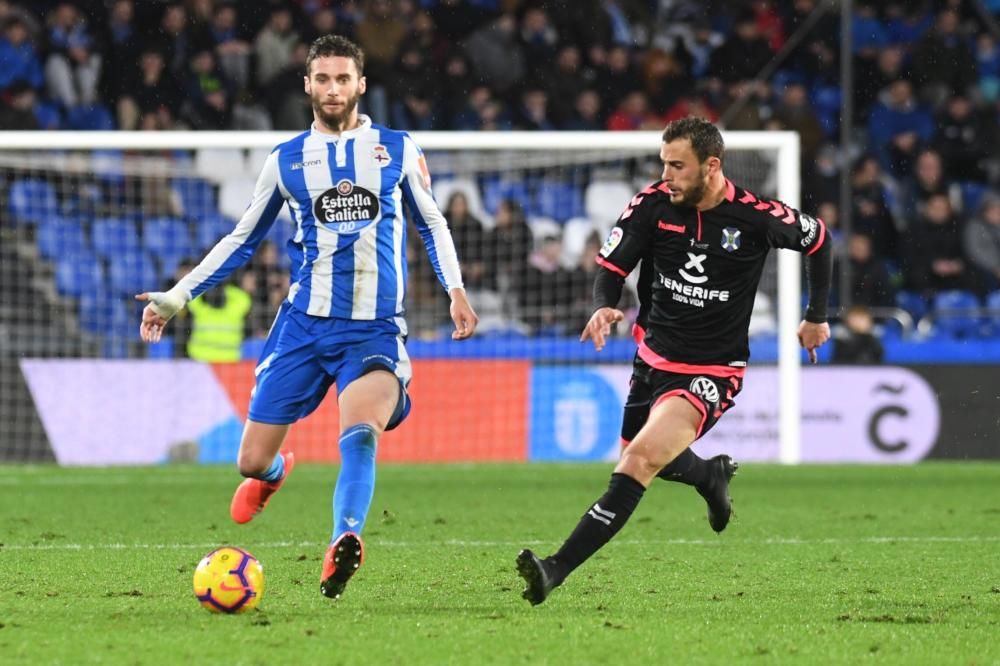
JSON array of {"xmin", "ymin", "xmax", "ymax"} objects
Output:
[
  {"xmin": 595, "ymin": 255, "xmax": 628, "ymax": 277},
  {"xmin": 806, "ymin": 216, "xmax": 827, "ymax": 256}
]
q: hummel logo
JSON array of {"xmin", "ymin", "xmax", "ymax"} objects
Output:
[{"xmin": 658, "ymin": 220, "xmax": 685, "ymax": 233}]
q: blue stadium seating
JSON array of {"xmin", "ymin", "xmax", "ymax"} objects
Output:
[
  {"xmin": 931, "ymin": 290, "xmax": 982, "ymax": 338},
  {"xmin": 481, "ymin": 177, "xmax": 531, "ymax": 215},
  {"xmin": 8, "ymin": 179, "xmax": 59, "ymax": 227},
  {"xmin": 896, "ymin": 290, "xmax": 930, "ymax": 323},
  {"xmin": 35, "ymin": 217, "xmax": 88, "ymax": 261},
  {"xmin": 195, "ymin": 213, "xmax": 237, "ymax": 250},
  {"xmin": 533, "ymin": 180, "xmax": 585, "ymax": 222},
  {"xmin": 78, "ymin": 291, "xmax": 132, "ymax": 337},
  {"xmin": 107, "ymin": 251, "xmax": 158, "ymax": 296},
  {"xmin": 55, "ymin": 253, "xmax": 103, "ymax": 298},
  {"xmin": 91, "ymin": 217, "xmax": 141, "ymax": 259},
  {"xmin": 173, "ymin": 177, "xmax": 218, "ymax": 218},
  {"xmin": 983, "ymin": 290, "xmax": 1000, "ymax": 337},
  {"xmin": 142, "ymin": 216, "xmax": 195, "ymax": 264}
]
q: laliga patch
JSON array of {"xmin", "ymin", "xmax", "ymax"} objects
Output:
[
  {"xmin": 689, "ymin": 376, "xmax": 720, "ymax": 404},
  {"xmin": 372, "ymin": 144, "xmax": 392, "ymax": 167},
  {"xmin": 721, "ymin": 227, "xmax": 741, "ymax": 252},
  {"xmin": 600, "ymin": 228, "xmax": 623, "ymax": 257},
  {"xmin": 314, "ymin": 179, "xmax": 380, "ymax": 234}
]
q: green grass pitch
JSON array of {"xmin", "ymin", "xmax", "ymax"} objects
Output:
[{"xmin": 1, "ymin": 462, "xmax": 998, "ymax": 665}]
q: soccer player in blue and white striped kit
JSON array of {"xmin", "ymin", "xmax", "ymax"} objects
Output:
[{"xmin": 137, "ymin": 35, "xmax": 478, "ymax": 599}]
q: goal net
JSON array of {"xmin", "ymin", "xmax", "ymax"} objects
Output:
[{"xmin": 0, "ymin": 130, "xmax": 801, "ymax": 465}]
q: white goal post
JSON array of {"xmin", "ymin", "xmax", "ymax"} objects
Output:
[{"xmin": 0, "ymin": 130, "xmax": 802, "ymax": 464}]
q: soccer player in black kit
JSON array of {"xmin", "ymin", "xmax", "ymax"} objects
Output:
[{"xmin": 516, "ymin": 117, "xmax": 832, "ymax": 605}]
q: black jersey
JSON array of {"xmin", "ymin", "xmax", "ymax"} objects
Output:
[{"xmin": 596, "ymin": 179, "xmax": 828, "ymax": 367}]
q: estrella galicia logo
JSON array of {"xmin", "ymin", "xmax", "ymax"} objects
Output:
[
  {"xmin": 688, "ymin": 376, "xmax": 720, "ymax": 405},
  {"xmin": 314, "ymin": 179, "xmax": 380, "ymax": 233},
  {"xmin": 721, "ymin": 227, "xmax": 741, "ymax": 252}
]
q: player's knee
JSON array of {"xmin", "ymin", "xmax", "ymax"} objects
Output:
[
  {"xmin": 236, "ymin": 450, "xmax": 271, "ymax": 478},
  {"xmin": 617, "ymin": 448, "xmax": 666, "ymax": 484}
]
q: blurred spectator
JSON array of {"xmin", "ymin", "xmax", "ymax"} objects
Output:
[
  {"xmin": 516, "ymin": 234, "xmax": 565, "ymax": 333},
  {"xmin": 897, "ymin": 149, "xmax": 963, "ymax": 228},
  {"xmin": 771, "ymin": 82, "xmax": 825, "ymax": 166},
  {"xmin": 932, "ymin": 94, "xmax": 993, "ymax": 182},
  {"xmin": 884, "ymin": 1, "xmax": 934, "ymax": 47},
  {"xmin": 254, "ymin": 7, "xmax": 297, "ymax": 90},
  {"xmin": 44, "ymin": 2, "xmax": 102, "ymax": 109},
  {"xmin": 717, "ymin": 80, "xmax": 770, "ymax": 131},
  {"xmin": 355, "ymin": 0, "xmax": 409, "ymax": 123},
  {"xmin": 513, "ymin": 87, "xmax": 555, "ymax": 131},
  {"xmin": 855, "ymin": 45, "xmax": 906, "ymax": 123},
  {"xmin": 751, "ymin": 0, "xmax": 785, "ymax": 52},
  {"xmin": 975, "ymin": 32, "xmax": 1000, "ymax": 102},
  {"xmin": 836, "ymin": 232, "xmax": 897, "ymax": 308},
  {"xmin": 867, "ymin": 78, "xmax": 935, "ymax": 178},
  {"xmin": 452, "ymin": 85, "xmax": 512, "ymax": 131},
  {"xmin": 803, "ymin": 144, "xmax": 840, "ymax": 211},
  {"xmin": 118, "ymin": 50, "xmax": 182, "ymax": 130},
  {"xmin": 186, "ymin": 281, "xmax": 252, "ymax": 362},
  {"xmin": 201, "ymin": 3, "xmax": 251, "ymax": 92},
  {"xmin": 662, "ymin": 94, "xmax": 718, "ymax": 124},
  {"xmin": 962, "ymin": 193, "xmax": 1000, "ymax": 292},
  {"xmin": 463, "ymin": 13, "xmax": 525, "ymax": 95},
  {"xmin": 519, "ymin": 6, "xmax": 558, "ymax": 64},
  {"xmin": 444, "ymin": 192, "xmax": 487, "ymax": 291},
  {"xmin": 242, "ymin": 241, "xmax": 288, "ymax": 339},
  {"xmin": 437, "ymin": 52, "xmax": 473, "ymax": 128},
  {"xmin": 561, "ymin": 231, "xmax": 603, "ymax": 332},
  {"xmin": 911, "ymin": 9, "xmax": 977, "ymax": 106},
  {"xmin": 606, "ymin": 90, "xmax": 660, "ymax": 131},
  {"xmin": 100, "ymin": 0, "xmax": 139, "ymax": 106},
  {"xmin": 182, "ymin": 49, "xmax": 234, "ymax": 130},
  {"xmin": 151, "ymin": 3, "xmax": 193, "ymax": 81},
  {"xmin": 850, "ymin": 156, "xmax": 899, "ymax": 260},
  {"xmin": 708, "ymin": 11, "xmax": 771, "ymax": 84},
  {"xmin": 388, "ymin": 46, "xmax": 438, "ymax": 130},
  {"xmin": 642, "ymin": 47, "xmax": 694, "ymax": 113},
  {"xmin": 0, "ymin": 80, "xmax": 39, "ymax": 129},
  {"xmin": 485, "ymin": 198, "xmax": 532, "ymax": 294},
  {"xmin": 832, "ymin": 304, "xmax": 884, "ymax": 364},
  {"xmin": 565, "ymin": 89, "xmax": 604, "ymax": 130},
  {"xmin": 595, "ymin": 46, "xmax": 639, "ymax": 113},
  {"xmin": 265, "ymin": 41, "xmax": 311, "ymax": 130},
  {"xmin": 542, "ymin": 44, "xmax": 591, "ymax": 126},
  {"xmin": 902, "ymin": 193, "xmax": 974, "ymax": 295}
]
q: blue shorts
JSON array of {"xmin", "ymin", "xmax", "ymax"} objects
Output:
[{"xmin": 247, "ymin": 302, "xmax": 412, "ymax": 427}]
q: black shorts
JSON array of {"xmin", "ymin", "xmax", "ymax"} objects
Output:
[{"xmin": 621, "ymin": 355, "xmax": 744, "ymax": 443}]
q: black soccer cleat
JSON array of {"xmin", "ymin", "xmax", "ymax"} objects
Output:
[
  {"xmin": 516, "ymin": 549, "xmax": 560, "ymax": 606},
  {"xmin": 696, "ymin": 454, "xmax": 739, "ymax": 533},
  {"xmin": 320, "ymin": 532, "xmax": 364, "ymax": 599}
]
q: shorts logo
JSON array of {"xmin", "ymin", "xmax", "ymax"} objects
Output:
[
  {"xmin": 600, "ymin": 228, "xmax": 623, "ymax": 257},
  {"xmin": 721, "ymin": 227, "xmax": 741, "ymax": 252},
  {"xmin": 372, "ymin": 144, "xmax": 392, "ymax": 167},
  {"xmin": 315, "ymin": 179, "xmax": 380, "ymax": 234},
  {"xmin": 689, "ymin": 376, "xmax": 720, "ymax": 404}
]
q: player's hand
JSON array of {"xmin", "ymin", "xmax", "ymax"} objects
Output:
[
  {"xmin": 449, "ymin": 288, "xmax": 478, "ymax": 340},
  {"xmin": 798, "ymin": 320, "xmax": 831, "ymax": 364},
  {"xmin": 580, "ymin": 307, "xmax": 625, "ymax": 352},
  {"xmin": 135, "ymin": 288, "xmax": 188, "ymax": 343}
]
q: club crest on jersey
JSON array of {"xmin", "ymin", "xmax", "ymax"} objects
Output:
[
  {"xmin": 600, "ymin": 228, "xmax": 623, "ymax": 257},
  {"xmin": 721, "ymin": 227, "xmax": 741, "ymax": 252},
  {"xmin": 689, "ymin": 376, "xmax": 720, "ymax": 404},
  {"xmin": 372, "ymin": 144, "xmax": 392, "ymax": 167},
  {"xmin": 315, "ymin": 179, "xmax": 380, "ymax": 234}
]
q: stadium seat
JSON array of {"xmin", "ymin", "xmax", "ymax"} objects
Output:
[
  {"xmin": 91, "ymin": 217, "xmax": 141, "ymax": 259},
  {"xmin": 195, "ymin": 149, "xmax": 246, "ymax": 184},
  {"xmin": 481, "ymin": 177, "xmax": 531, "ymax": 217},
  {"xmin": 931, "ymin": 290, "xmax": 981, "ymax": 338},
  {"xmin": 895, "ymin": 290, "xmax": 929, "ymax": 323},
  {"xmin": 35, "ymin": 217, "xmax": 88, "ymax": 261},
  {"xmin": 55, "ymin": 253, "xmax": 103, "ymax": 298},
  {"xmin": 107, "ymin": 251, "xmax": 158, "ymax": 296},
  {"xmin": 143, "ymin": 216, "xmax": 195, "ymax": 261},
  {"xmin": 960, "ymin": 181, "xmax": 987, "ymax": 214},
  {"xmin": 172, "ymin": 177, "xmax": 218, "ymax": 218},
  {"xmin": 982, "ymin": 291, "xmax": 1000, "ymax": 337},
  {"xmin": 65, "ymin": 104, "xmax": 114, "ymax": 130},
  {"xmin": 78, "ymin": 290, "xmax": 132, "ymax": 337},
  {"xmin": 532, "ymin": 180, "xmax": 585, "ymax": 222},
  {"xmin": 8, "ymin": 179, "xmax": 59, "ymax": 227},
  {"xmin": 195, "ymin": 213, "xmax": 237, "ymax": 250},
  {"xmin": 584, "ymin": 180, "xmax": 632, "ymax": 234},
  {"xmin": 560, "ymin": 217, "xmax": 597, "ymax": 268}
]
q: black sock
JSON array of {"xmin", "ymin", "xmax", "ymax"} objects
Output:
[
  {"xmin": 550, "ymin": 473, "xmax": 646, "ymax": 581},
  {"xmin": 656, "ymin": 448, "xmax": 710, "ymax": 487}
]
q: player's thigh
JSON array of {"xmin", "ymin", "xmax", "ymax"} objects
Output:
[
  {"xmin": 237, "ymin": 421, "xmax": 290, "ymax": 474},
  {"xmin": 616, "ymin": 396, "xmax": 702, "ymax": 486},
  {"xmin": 338, "ymin": 370, "xmax": 401, "ymax": 434}
]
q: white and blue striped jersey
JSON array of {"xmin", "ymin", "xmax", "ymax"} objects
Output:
[{"xmin": 176, "ymin": 115, "xmax": 464, "ymax": 320}]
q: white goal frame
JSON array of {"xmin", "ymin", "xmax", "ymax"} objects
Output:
[{"xmin": 0, "ymin": 130, "xmax": 803, "ymax": 464}]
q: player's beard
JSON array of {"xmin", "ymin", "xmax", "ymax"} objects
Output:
[
  {"xmin": 312, "ymin": 89, "xmax": 361, "ymax": 131},
  {"xmin": 672, "ymin": 168, "xmax": 709, "ymax": 208}
]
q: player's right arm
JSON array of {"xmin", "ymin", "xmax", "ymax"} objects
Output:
[
  {"xmin": 581, "ymin": 186, "xmax": 658, "ymax": 351},
  {"xmin": 137, "ymin": 150, "xmax": 285, "ymax": 343}
]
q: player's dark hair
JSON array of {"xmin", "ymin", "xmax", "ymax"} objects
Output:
[
  {"xmin": 306, "ymin": 35, "xmax": 364, "ymax": 76},
  {"xmin": 661, "ymin": 117, "xmax": 724, "ymax": 164}
]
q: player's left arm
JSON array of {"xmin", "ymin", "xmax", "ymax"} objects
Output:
[
  {"xmin": 399, "ymin": 135, "xmax": 478, "ymax": 340},
  {"xmin": 765, "ymin": 205, "xmax": 833, "ymax": 363}
]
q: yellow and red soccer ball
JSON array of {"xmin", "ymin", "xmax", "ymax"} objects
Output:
[{"xmin": 192, "ymin": 546, "xmax": 264, "ymax": 613}]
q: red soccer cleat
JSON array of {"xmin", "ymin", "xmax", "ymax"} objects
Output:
[
  {"xmin": 320, "ymin": 532, "xmax": 364, "ymax": 599},
  {"xmin": 229, "ymin": 452, "xmax": 295, "ymax": 524}
]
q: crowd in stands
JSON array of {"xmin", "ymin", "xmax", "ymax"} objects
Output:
[{"xmin": 3, "ymin": 0, "xmax": 1000, "ymax": 358}]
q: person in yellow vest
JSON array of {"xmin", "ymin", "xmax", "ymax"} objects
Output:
[{"xmin": 186, "ymin": 281, "xmax": 252, "ymax": 362}]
